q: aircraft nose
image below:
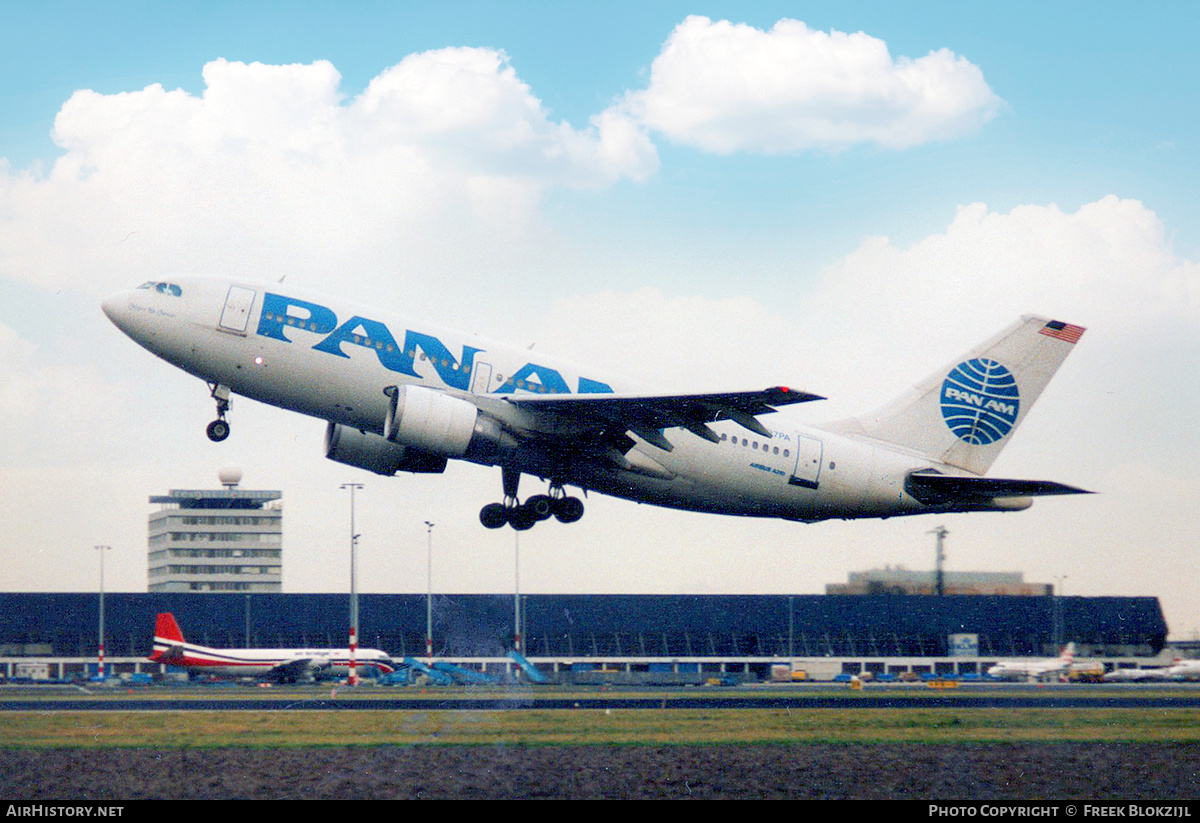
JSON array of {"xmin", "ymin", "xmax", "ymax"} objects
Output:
[
  {"xmin": 101, "ymin": 290, "xmax": 130, "ymax": 328},
  {"xmin": 102, "ymin": 288, "xmax": 151, "ymax": 345}
]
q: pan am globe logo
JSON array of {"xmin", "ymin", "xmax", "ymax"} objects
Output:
[{"xmin": 940, "ymin": 358, "xmax": 1020, "ymax": 445}]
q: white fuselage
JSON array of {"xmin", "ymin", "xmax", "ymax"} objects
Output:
[
  {"xmin": 103, "ymin": 277, "xmax": 982, "ymax": 522},
  {"xmin": 986, "ymin": 655, "xmax": 1074, "ymax": 681},
  {"xmin": 1104, "ymin": 666, "xmax": 1175, "ymax": 682},
  {"xmin": 150, "ymin": 640, "xmax": 394, "ymax": 680},
  {"xmin": 1167, "ymin": 660, "xmax": 1200, "ymax": 680}
]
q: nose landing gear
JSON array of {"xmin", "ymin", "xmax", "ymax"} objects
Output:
[
  {"xmin": 479, "ymin": 469, "xmax": 585, "ymax": 530},
  {"xmin": 206, "ymin": 383, "xmax": 231, "ymax": 442}
]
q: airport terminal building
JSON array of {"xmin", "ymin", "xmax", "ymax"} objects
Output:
[{"xmin": 0, "ymin": 591, "xmax": 1168, "ymax": 681}]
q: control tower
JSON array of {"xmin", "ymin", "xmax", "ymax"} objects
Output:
[{"xmin": 147, "ymin": 466, "xmax": 282, "ymax": 592}]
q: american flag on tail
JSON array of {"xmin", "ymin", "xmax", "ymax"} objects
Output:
[{"xmin": 1039, "ymin": 320, "xmax": 1085, "ymax": 344}]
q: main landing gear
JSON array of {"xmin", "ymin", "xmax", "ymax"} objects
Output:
[
  {"xmin": 206, "ymin": 383, "xmax": 231, "ymax": 442},
  {"xmin": 479, "ymin": 468, "xmax": 585, "ymax": 530}
]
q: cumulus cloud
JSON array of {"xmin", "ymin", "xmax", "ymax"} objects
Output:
[
  {"xmin": 619, "ymin": 15, "xmax": 1003, "ymax": 154},
  {"xmin": 352, "ymin": 48, "xmax": 656, "ymax": 183},
  {"xmin": 801, "ymin": 196, "xmax": 1197, "ymax": 379},
  {"xmin": 0, "ymin": 21, "xmax": 1004, "ymax": 304},
  {"xmin": 0, "ymin": 52, "xmax": 658, "ymax": 299}
]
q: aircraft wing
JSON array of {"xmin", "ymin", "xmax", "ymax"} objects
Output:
[
  {"xmin": 153, "ymin": 644, "xmax": 187, "ymax": 665},
  {"xmin": 269, "ymin": 658, "xmax": 315, "ymax": 680},
  {"xmin": 504, "ymin": 386, "xmax": 822, "ymax": 451},
  {"xmin": 905, "ymin": 470, "xmax": 1091, "ymax": 505}
]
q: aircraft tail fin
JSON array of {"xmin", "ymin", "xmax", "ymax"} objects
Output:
[
  {"xmin": 154, "ymin": 612, "xmax": 185, "ymax": 644},
  {"xmin": 148, "ymin": 612, "xmax": 188, "ymax": 665},
  {"xmin": 833, "ymin": 316, "xmax": 1085, "ymax": 475}
]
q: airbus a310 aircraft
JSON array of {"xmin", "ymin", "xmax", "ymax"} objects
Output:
[{"xmin": 103, "ymin": 277, "xmax": 1089, "ymax": 530}]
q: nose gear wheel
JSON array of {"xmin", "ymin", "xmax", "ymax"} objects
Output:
[{"xmin": 206, "ymin": 382, "xmax": 232, "ymax": 442}]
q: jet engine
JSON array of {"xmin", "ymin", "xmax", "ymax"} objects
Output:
[
  {"xmin": 383, "ymin": 384, "xmax": 517, "ymax": 463},
  {"xmin": 383, "ymin": 384, "xmax": 478, "ymax": 456},
  {"xmin": 325, "ymin": 423, "xmax": 448, "ymax": 475},
  {"xmin": 325, "ymin": 384, "xmax": 519, "ymax": 476}
]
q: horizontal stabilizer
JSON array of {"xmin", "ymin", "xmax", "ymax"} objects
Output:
[{"xmin": 905, "ymin": 470, "xmax": 1092, "ymax": 505}]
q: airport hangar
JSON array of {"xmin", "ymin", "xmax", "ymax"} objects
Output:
[{"xmin": 0, "ymin": 592, "xmax": 1168, "ymax": 682}]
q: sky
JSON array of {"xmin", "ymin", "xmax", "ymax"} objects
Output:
[{"xmin": 1, "ymin": 2, "xmax": 1197, "ymax": 638}]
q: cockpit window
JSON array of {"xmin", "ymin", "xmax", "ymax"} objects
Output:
[{"xmin": 138, "ymin": 281, "xmax": 182, "ymax": 296}]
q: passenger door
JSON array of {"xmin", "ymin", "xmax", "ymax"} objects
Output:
[
  {"xmin": 789, "ymin": 434, "xmax": 823, "ymax": 489},
  {"xmin": 218, "ymin": 285, "xmax": 257, "ymax": 335}
]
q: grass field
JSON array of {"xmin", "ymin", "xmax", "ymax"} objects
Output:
[
  {"xmin": 6, "ymin": 688, "xmax": 1200, "ymax": 798},
  {"xmin": 5, "ymin": 683, "xmax": 1200, "ymax": 749},
  {"xmin": 4, "ymin": 706, "xmax": 1200, "ymax": 748}
]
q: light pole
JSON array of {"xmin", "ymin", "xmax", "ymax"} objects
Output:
[
  {"xmin": 425, "ymin": 521, "xmax": 434, "ymax": 664},
  {"xmin": 94, "ymin": 545, "xmax": 111, "ymax": 679},
  {"xmin": 1053, "ymin": 575, "xmax": 1068, "ymax": 652},
  {"xmin": 928, "ymin": 525, "xmax": 948, "ymax": 596},
  {"xmin": 513, "ymin": 531, "xmax": 521, "ymax": 654},
  {"xmin": 341, "ymin": 483, "xmax": 363, "ymax": 685}
]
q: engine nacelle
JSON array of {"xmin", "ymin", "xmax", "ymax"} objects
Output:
[
  {"xmin": 989, "ymin": 496, "xmax": 1033, "ymax": 511},
  {"xmin": 326, "ymin": 385, "xmax": 518, "ymax": 475},
  {"xmin": 383, "ymin": 384, "xmax": 518, "ymax": 462},
  {"xmin": 384, "ymin": 384, "xmax": 478, "ymax": 457},
  {"xmin": 324, "ymin": 423, "xmax": 448, "ymax": 475}
]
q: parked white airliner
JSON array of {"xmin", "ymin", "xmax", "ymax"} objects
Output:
[
  {"xmin": 1104, "ymin": 662, "xmax": 1176, "ymax": 682},
  {"xmin": 1166, "ymin": 658, "xmax": 1200, "ymax": 680},
  {"xmin": 986, "ymin": 643, "xmax": 1076, "ymax": 681},
  {"xmin": 148, "ymin": 612, "xmax": 394, "ymax": 682},
  {"xmin": 103, "ymin": 277, "xmax": 1089, "ymax": 529}
]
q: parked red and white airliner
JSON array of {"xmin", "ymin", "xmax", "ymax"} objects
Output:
[{"xmin": 148, "ymin": 612, "xmax": 394, "ymax": 682}]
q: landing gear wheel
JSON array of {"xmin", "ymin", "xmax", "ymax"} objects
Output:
[
  {"xmin": 508, "ymin": 505, "xmax": 537, "ymax": 531},
  {"xmin": 206, "ymin": 419, "xmax": 230, "ymax": 442},
  {"xmin": 553, "ymin": 496, "xmax": 585, "ymax": 524},
  {"xmin": 526, "ymin": 495, "xmax": 555, "ymax": 521},
  {"xmin": 479, "ymin": 503, "xmax": 509, "ymax": 529},
  {"xmin": 206, "ymin": 382, "xmax": 232, "ymax": 443},
  {"xmin": 482, "ymin": 470, "xmax": 586, "ymax": 531}
]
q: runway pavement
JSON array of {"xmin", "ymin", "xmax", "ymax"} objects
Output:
[{"xmin": 4, "ymin": 681, "xmax": 1200, "ymax": 711}]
